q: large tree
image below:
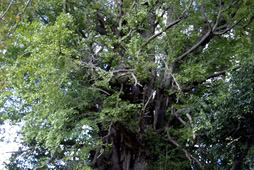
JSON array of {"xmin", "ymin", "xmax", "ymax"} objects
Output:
[{"xmin": 1, "ymin": 0, "xmax": 254, "ymax": 169}]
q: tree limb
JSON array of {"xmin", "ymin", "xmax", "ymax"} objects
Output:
[
  {"xmin": 88, "ymin": 87, "xmax": 110, "ymax": 95},
  {"xmin": 212, "ymin": 0, "xmax": 240, "ymax": 31},
  {"xmin": 117, "ymin": 0, "xmax": 123, "ymax": 37},
  {"xmin": 181, "ymin": 70, "xmax": 227, "ymax": 92},
  {"xmin": 6, "ymin": 146, "xmax": 34, "ymax": 155},
  {"xmin": 141, "ymin": 18, "xmax": 184, "ymax": 48},
  {"xmin": 116, "ymin": 83, "xmax": 123, "ymax": 108},
  {"xmin": 33, "ymin": 150, "xmax": 56, "ymax": 170},
  {"xmin": 212, "ymin": 8, "xmax": 223, "ymax": 31},
  {"xmin": 214, "ymin": 11, "xmax": 251, "ymax": 35},
  {"xmin": 173, "ymin": 108, "xmax": 187, "ymax": 125},
  {"xmin": 200, "ymin": 4, "xmax": 212, "ymax": 29},
  {"xmin": 236, "ymin": 15, "xmax": 254, "ymax": 29},
  {"xmin": 131, "ymin": 72, "xmax": 142, "ymax": 87},
  {"xmin": 0, "ymin": 0, "xmax": 14, "ymax": 21},
  {"xmin": 144, "ymin": 91, "xmax": 153, "ymax": 110},
  {"xmin": 181, "ymin": 66, "xmax": 243, "ymax": 93},
  {"xmin": 173, "ymin": 29, "xmax": 212, "ymax": 65},
  {"xmin": 166, "ymin": 129, "xmax": 204, "ymax": 169},
  {"xmin": 12, "ymin": 0, "xmax": 32, "ymax": 32},
  {"xmin": 141, "ymin": 0, "xmax": 193, "ymax": 48},
  {"xmin": 230, "ymin": 137, "xmax": 254, "ymax": 170}
]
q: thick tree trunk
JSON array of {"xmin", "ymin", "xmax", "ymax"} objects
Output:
[
  {"xmin": 92, "ymin": 2, "xmax": 177, "ymax": 169},
  {"xmin": 93, "ymin": 122, "xmax": 149, "ymax": 170}
]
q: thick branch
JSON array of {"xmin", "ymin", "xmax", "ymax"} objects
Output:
[
  {"xmin": 236, "ymin": 15, "xmax": 254, "ymax": 29},
  {"xmin": 214, "ymin": 11, "xmax": 251, "ymax": 35},
  {"xmin": 141, "ymin": 18, "xmax": 184, "ymax": 47},
  {"xmin": 118, "ymin": 0, "xmax": 123, "ymax": 36},
  {"xmin": 173, "ymin": 29, "xmax": 212, "ymax": 65},
  {"xmin": 212, "ymin": 9, "xmax": 223, "ymax": 31},
  {"xmin": 141, "ymin": 0, "xmax": 193, "ymax": 47},
  {"xmin": 173, "ymin": 109, "xmax": 187, "ymax": 125},
  {"xmin": 131, "ymin": 72, "xmax": 142, "ymax": 87},
  {"xmin": 230, "ymin": 137, "xmax": 254, "ymax": 170},
  {"xmin": 182, "ymin": 66, "xmax": 239, "ymax": 92},
  {"xmin": 172, "ymin": 0, "xmax": 245, "ymax": 69},
  {"xmin": 181, "ymin": 70, "xmax": 227, "ymax": 92},
  {"xmin": 213, "ymin": 0, "xmax": 240, "ymax": 31}
]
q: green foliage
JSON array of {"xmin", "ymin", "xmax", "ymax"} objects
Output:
[
  {"xmin": 1, "ymin": 0, "xmax": 254, "ymax": 169},
  {"xmin": 191, "ymin": 57, "xmax": 254, "ymax": 169}
]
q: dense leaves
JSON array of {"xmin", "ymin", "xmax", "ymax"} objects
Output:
[
  {"xmin": 0, "ymin": 0, "xmax": 254, "ymax": 169},
  {"xmin": 191, "ymin": 57, "xmax": 254, "ymax": 169}
]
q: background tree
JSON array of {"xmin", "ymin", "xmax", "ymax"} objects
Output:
[{"xmin": 1, "ymin": 0, "xmax": 254, "ymax": 169}]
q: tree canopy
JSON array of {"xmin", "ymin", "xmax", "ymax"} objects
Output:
[{"xmin": 1, "ymin": 0, "xmax": 254, "ymax": 169}]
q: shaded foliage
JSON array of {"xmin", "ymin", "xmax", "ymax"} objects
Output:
[{"xmin": 0, "ymin": 0, "xmax": 254, "ymax": 169}]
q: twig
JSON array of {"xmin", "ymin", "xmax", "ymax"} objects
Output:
[
  {"xmin": 119, "ymin": 29, "xmax": 134, "ymax": 42},
  {"xmin": 0, "ymin": 0, "xmax": 14, "ymax": 21},
  {"xmin": 180, "ymin": 67, "xmax": 242, "ymax": 92},
  {"xmin": 130, "ymin": 1, "xmax": 136, "ymax": 9},
  {"xmin": 212, "ymin": 0, "xmax": 241, "ymax": 32},
  {"xmin": 154, "ymin": 5, "xmax": 171, "ymax": 27},
  {"xmin": 96, "ymin": 148, "xmax": 104, "ymax": 159},
  {"xmin": 33, "ymin": 150, "xmax": 56, "ymax": 170},
  {"xmin": 200, "ymin": 4, "xmax": 211, "ymax": 29},
  {"xmin": 116, "ymin": 83, "xmax": 123, "ymax": 108},
  {"xmin": 93, "ymin": 121, "xmax": 114, "ymax": 162},
  {"xmin": 236, "ymin": 15, "xmax": 254, "ymax": 29},
  {"xmin": 6, "ymin": 146, "xmax": 34, "ymax": 155},
  {"xmin": 112, "ymin": 69, "xmax": 135, "ymax": 73},
  {"xmin": 88, "ymin": 87, "xmax": 110, "ymax": 95},
  {"xmin": 171, "ymin": 73, "xmax": 182, "ymax": 103},
  {"xmin": 80, "ymin": 61, "xmax": 135, "ymax": 74},
  {"xmin": 166, "ymin": 129, "xmax": 204, "ymax": 169},
  {"xmin": 180, "ymin": 0, "xmax": 194, "ymax": 16},
  {"xmin": 214, "ymin": 11, "xmax": 251, "ymax": 35},
  {"xmin": 225, "ymin": 0, "xmax": 240, "ymax": 11},
  {"xmin": 0, "ymin": 2, "xmax": 25, "ymax": 5},
  {"xmin": 12, "ymin": 0, "xmax": 32, "ymax": 32},
  {"xmin": 101, "ymin": 122, "xmax": 113, "ymax": 142}
]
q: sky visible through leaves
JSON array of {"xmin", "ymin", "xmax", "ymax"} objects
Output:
[{"xmin": 0, "ymin": 121, "xmax": 21, "ymax": 169}]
